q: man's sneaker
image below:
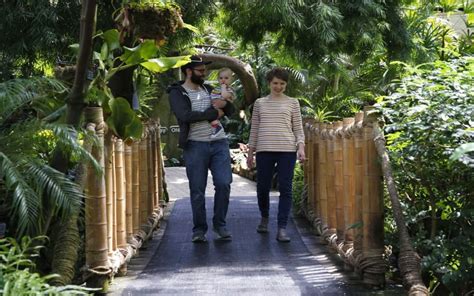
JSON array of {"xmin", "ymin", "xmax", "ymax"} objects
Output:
[
  {"xmin": 192, "ymin": 233, "xmax": 207, "ymax": 243},
  {"xmin": 213, "ymin": 227, "xmax": 232, "ymax": 241},
  {"xmin": 256, "ymin": 217, "xmax": 269, "ymax": 233}
]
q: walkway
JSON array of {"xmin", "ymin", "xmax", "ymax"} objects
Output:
[{"xmin": 109, "ymin": 167, "xmax": 403, "ymax": 295}]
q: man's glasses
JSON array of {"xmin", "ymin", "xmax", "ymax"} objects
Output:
[{"xmin": 192, "ymin": 68, "xmax": 206, "ymax": 74}]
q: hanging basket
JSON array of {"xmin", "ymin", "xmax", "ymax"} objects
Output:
[{"xmin": 122, "ymin": 3, "xmax": 184, "ymax": 42}]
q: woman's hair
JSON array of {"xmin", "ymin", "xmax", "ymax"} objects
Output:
[{"xmin": 266, "ymin": 67, "xmax": 289, "ymax": 83}]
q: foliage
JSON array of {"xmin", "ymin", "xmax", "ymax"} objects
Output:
[
  {"xmin": 291, "ymin": 162, "xmax": 306, "ymax": 215},
  {"xmin": 0, "ymin": 78, "xmax": 99, "ymax": 239},
  {"xmin": 378, "ymin": 56, "xmax": 474, "ymax": 295},
  {"xmin": 0, "ymin": 236, "xmax": 94, "ymax": 295}
]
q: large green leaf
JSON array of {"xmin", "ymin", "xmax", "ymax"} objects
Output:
[
  {"xmin": 120, "ymin": 40, "xmax": 159, "ymax": 65},
  {"xmin": 103, "ymin": 29, "xmax": 121, "ymax": 52},
  {"xmin": 106, "ymin": 97, "xmax": 143, "ymax": 140},
  {"xmin": 140, "ymin": 56, "xmax": 191, "ymax": 73}
]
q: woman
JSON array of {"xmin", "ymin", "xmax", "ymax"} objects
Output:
[{"xmin": 247, "ymin": 67, "xmax": 305, "ymax": 242}]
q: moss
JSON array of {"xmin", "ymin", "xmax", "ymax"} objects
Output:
[{"xmin": 127, "ymin": 2, "xmax": 183, "ymax": 41}]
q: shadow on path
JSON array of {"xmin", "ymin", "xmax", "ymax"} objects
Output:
[{"xmin": 110, "ymin": 193, "xmax": 404, "ymax": 295}]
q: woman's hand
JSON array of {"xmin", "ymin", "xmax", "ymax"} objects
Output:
[
  {"xmin": 297, "ymin": 143, "xmax": 305, "ymax": 163},
  {"xmin": 246, "ymin": 147, "xmax": 255, "ymax": 169}
]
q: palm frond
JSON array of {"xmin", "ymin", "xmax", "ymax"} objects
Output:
[
  {"xmin": 0, "ymin": 77, "xmax": 67, "ymax": 125},
  {"xmin": 24, "ymin": 161, "xmax": 83, "ymax": 220},
  {"xmin": 0, "ymin": 153, "xmax": 41, "ymax": 237}
]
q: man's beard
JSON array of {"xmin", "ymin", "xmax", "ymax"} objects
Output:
[{"xmin": 190, "ymin": 72, "xmax": 204, "ymax": 85}]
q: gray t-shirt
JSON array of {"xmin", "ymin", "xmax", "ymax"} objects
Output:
[{"xmin": 185, "ymin": 86, "xmax": 226, "ymax": 141}]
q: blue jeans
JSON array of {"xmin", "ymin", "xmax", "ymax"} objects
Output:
[
  {"xmin": 256, "ymin": 152, "xmax": 296, "ymax": 229},
  {"xmin": 183, "ymin": 139, "xmax": 232, "ymax": 234}
]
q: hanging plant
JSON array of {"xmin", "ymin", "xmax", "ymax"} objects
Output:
[{"xmin": 116, "ymin": 1, "xmax": 184, "ymax": 45}]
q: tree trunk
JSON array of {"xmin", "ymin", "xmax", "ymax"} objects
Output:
[
  {"xmin": 48, "ymin": 0, "xmax": 98, "ymax": 284},
  {"xmin": 372, "ymin": 125, "xmax": 429, "ymax": 296}
]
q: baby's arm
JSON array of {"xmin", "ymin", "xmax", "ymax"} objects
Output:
[{"xmin": 220, "ymin": 85, "xmax": 234, "ymax": 102}]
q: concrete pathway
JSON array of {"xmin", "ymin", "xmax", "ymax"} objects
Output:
[{"xmin": 109, "ymin": 167, "xmax": 403, "ymax": 296}]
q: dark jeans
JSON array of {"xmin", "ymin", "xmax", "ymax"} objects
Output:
[
  {"xmin": 183, "ymin": 139, "xmax": 232, "ymax": 235},
  {"xmin": 256, "ymin": 152, "xmax": 297, "ymax": 229}
]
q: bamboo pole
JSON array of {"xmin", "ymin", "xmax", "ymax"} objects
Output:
[
  {"xmin": 360, "ymin": 107, "xmax": 385, "ymax": 287},
  {"xmin": 318, "ymin": 123, "xmax": 329, "ymax": 236},
  {"xmin": 114, "ymin": 139, "xmax": 127, "ymax": 249},
  {"xmin": 325, "ymin": 124, "xmax": 337, "ymax": 245},
  {"xmin": 334, "ymin": 121, "xmax": 344, "ymax": 245},
  {"xmin": 156, "ymin": 126, "xmax": 164, "ymax": 205},
  {"xmin": 84, "ymin": 107, "xmax": 109, "ymax": 270},
  {"xmin": 112, "ymin": 137, "xmax": 117, "ymax": 251},
  {"xmin": 139, "ymin": 132, "xmax": 149, "ymax": 225},
  {"xmin": 342, "ymin": 117, "xmax": 356, "ymax": 240},
  {"xmin": 132, "ymin": 141, "xmax": 140, "ymax": 234},
  {"xmin": 312, "ymin": 123, "xmax": 321, "ymax": 223},
  {"xmin": 353, "ymin": 112, "xmax": 365, "ymax": 268},
  {"xmin": 307, "ymin": 122, "xmax": 315, "ymax": 210},
  {"xmin": 147, "ymin": 125, "xmax": 154, "ymax": 217},
  {"xmin": 104, "ymin": 135, "xmax": 114, "ymax": 254},
  {"xmin": 152, "ymin": 124, "xmax": 160, "ymax": 209},
  {"xmin": 124, "ymin": 143, "xmax": 133, "ymax": 238}
]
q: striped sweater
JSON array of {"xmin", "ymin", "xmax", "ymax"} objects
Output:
[{"xmin": 248, "ymin": 95, "xmax": 305, "ymax": 153}]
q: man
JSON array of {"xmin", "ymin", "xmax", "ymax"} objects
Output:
[{"xmin": 167, "ymin": 55, "xmax": 235, "ymax": 243}]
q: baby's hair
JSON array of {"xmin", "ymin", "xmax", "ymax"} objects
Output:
[{"xmin": 218, "ymin": 67, "xmax": 233, "ymax": 77}]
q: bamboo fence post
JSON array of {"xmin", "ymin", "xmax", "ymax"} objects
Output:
[
  {"xmin": 312, "ymin": 123, "xmax": 321, "ymax": 226},
  {"xmin": 104, "ymin": 135, "xmax": 114, "ymax": 254},
  {"xmin": 307, "ymin": 122, "xmax": 315, "ymax": 211},
  {"xmin": 84, "ymin": 107, "xmax": 109, "ymax": 273},
  {"xmin": 360, "ymin": 106, "xmax": 385, "ymax": 287},
  {"xmin": 124, "ymin": 143, "xmax": 133, "ymax": 238},
  {"xmin": 152, "ymin": 123, "xmax": 160, "ymax": 209},
  {"xmin": 132, "ymin": 141, "xmax": 140, "ymax": 234},
  {"xmin": 353, "ymin": 112, "xmax": 365, "ymax": 268},
  {"xmin": 112, "ymin": 137, "xmax": 117, "ymax": 251},
  {"xmin": 334, "ymin": 121, "xmax": 345, "ymax": 246},
  {"xmin": 324, "ymin": 124, "xmax": 337, "ymax": 246},
  {"xmin": 147, "ymin": 125, "xmax": 154, "ymax": 217},
  {"xmin": 114, "ymin": 139, "xmax": 127, "ymax": 249},
  {"xmin": 342, "ymin": 117, "xmax": 356, "ymax": 268},
  {"xmin": 139, "ymin": 131, "xmax": 149, "ymax": 225},
  {"xmin": 156, "ymin": 126, "xmax": 164, "ymax": 205},
  {"xmin": 318, "ymin": 123, "xmax": 329, "ymax": 237}
]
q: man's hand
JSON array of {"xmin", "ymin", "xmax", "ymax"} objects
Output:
[
  {"xmin": 217, "ymin": 108, "xmax": 225, "ymax": 118},
  {"xmin": 212, "ymin": 99, "xmax": 227, "ymax": 109}
]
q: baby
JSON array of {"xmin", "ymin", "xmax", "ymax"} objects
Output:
[{"xmin": 210, "ymin": 68, "xmax": 235, "ymax": 137}]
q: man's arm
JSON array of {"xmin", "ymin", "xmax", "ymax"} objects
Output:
[{"xmin": 169, "ymin": 88, "xmax": 219, "ymax": 123}]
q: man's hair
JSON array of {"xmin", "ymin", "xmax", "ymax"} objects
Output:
[{"xmin": 265, "ymin": 67, "xmax": 289, "ymax": 83}]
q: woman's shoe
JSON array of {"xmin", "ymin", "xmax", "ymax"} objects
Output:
[
  {"xmin": 256, "ymin": 217, "xmax": 269, "ymax": 233},
  {"xmin": 276, "ymin": 228, "xmax": 290, "ymax": 242}
]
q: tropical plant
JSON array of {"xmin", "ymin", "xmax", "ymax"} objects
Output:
[
  {"xmin": 378, "ymin": 56, "xmax": 473, "ymax": 295},
  {"xmin": 0, "ymin": 236, "xmax": 95, "ymax": 295},
  {"xmin": 0, "ymin": 78, "xmax": 99, "ymax": 239}
]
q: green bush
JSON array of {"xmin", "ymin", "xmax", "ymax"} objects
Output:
[
  {"xmin": 0, "ymin": 236, "xmax": 94, "ymax": 295},
  {"xmin": 378, "ymin": 56, "xmax": 474, "ymax": 295}
]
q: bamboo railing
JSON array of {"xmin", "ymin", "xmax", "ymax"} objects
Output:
[
  {"xmin": 302, "ymin": 107, "xmax": 428, "ymax": 295},
  {"xmin": 302, "ymin": 108, "xmax": 386, "ymax": 287},
  {"xmin": 83, "ymin": 107, "xmax": 165, "ymax": 285}
]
